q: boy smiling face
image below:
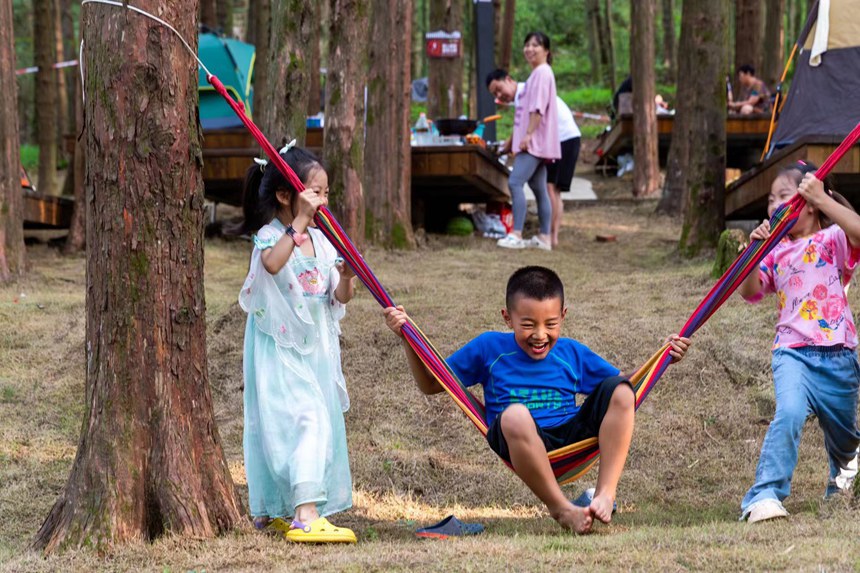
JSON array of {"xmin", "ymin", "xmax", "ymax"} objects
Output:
[{"xmin": 502, "ymin": 295, "xmax": 567, "ymax": 360}]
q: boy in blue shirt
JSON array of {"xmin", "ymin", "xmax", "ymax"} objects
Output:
[{"xmin": 384, "ymin": 266, "xmax": 690, "ymax": 534}]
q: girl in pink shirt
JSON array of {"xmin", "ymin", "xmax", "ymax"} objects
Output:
[{"xmin": 737, "ymin": 162, "xmax": 860, "ymax": 523}]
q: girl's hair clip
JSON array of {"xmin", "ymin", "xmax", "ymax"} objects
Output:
[
  {"xmin": 280, "ymin": 139, "xmax": 297, "ymax": 155},
  {"xmin": 253, "ymin": 157, "xmax": 268, "ymax": 172}
]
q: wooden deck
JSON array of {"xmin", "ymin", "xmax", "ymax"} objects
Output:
[
  {"xmin": 23, "ymin": 191, "xmax": 74, "ymax": 229},
  {"xmin": 595, "ymin": 114, "xmax": 772, "ymax": 170},
  {"xmin": 725, "ymin": 136, "xmax": 860, "ymax": 220}
]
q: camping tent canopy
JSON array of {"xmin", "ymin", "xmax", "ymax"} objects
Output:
[
  {"xmin": 198, "ymin": 32, "xmax": 255, "ymax": 130},
  {"xmin": 771, "ymin": 0, "xmax": 860, "ymax": 150}
]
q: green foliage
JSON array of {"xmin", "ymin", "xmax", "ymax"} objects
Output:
[{"xmin": 20, "ymin": 145, "xmax": 38, "ymax": 171}]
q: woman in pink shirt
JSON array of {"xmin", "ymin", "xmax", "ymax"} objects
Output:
[
  {"xmin": 737, "ymin": 161, "xmax": 860, "ymax": 523},
  {"xmin": 496, "ymin": 32, "xmax": 561, "ymax": 251}
]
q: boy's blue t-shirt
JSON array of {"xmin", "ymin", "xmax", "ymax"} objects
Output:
[{"xmin": 447, "ymin": 332, "xmax": 620, "ymax": 429}]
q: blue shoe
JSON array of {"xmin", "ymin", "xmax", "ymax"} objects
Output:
[
  {"xmin": 571, "ymin": 487, "xmax": 617, "ymax": 513},
  {"xmin": 415, "ymin": 515, "xmax": 485, "ymax": 539}
]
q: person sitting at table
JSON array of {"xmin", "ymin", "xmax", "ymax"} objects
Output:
[{"xmin": 728, "ymin": 64, "xmax": 772, "ymax": 115}]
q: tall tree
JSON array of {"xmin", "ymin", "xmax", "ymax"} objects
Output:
[
  {"xmin": 599, "ymin": 0, "xmax": 616, "ymax": 92},
  {"xmin": 63, "ymin": 67, "xmax": 85, "ymax": 254},
  {"xmin": 427, "ymin": 0, "xmax": 463, "ymax": 119},
  {"xmin": 325, "ymin": 0, "xmax": 368, "ymax": 242},
  {"xmin": 658, "ymin": 0, "xmax": 728, "ymax": 254},
  {"xmin": 34, "ymin": 0, "xmax": 58, "ymax": 196},
  {"xmin": 660, "ymin": 0, "xmax": 675, "ymax": 82},
  {"xmin": 733, "ymin": 0, "xmax": 762, "ymax": 95},
  {"xmin": 54, "ymin": 0, "xmax": 68, "ymax": 162},
  {"xmin": 631, "ymin": 0, "xmax": 660, "ymax": 198},
  {"xmin": 217, "ymin": 0, "xmax": 233, "ymax": 34},
  {"xmin": 585, "ymin": 0, "xmax": 602, "ymax": 84},
  {"xmin": 200, "ymin": 0, "xmax": 217, "ymax": 28},
  {"xmin": 261, "ymin": 0, "xmax": 314, "ymax": 145},
  {"xmin": 365, "ymin": 0, "xmax": 414, "ymax": 248},
  {"xmin": 761, "ymin": 0, "xmax": 784, "ymax": 89},
  {"xmin": 307, "ymin": 2, "xmax": 322, "ymax": 117},
  {"xmin": 246, "ymin": 0, "xmax": 258, "ymax": 44},
  {"xmin": 251, "ymin": 0, "xmax": 270, "ymax": 122},
  {"xmin": 34, "ymin": 0, "xmax": 243, "ymax": 551},
  {"xmin": 497, "ymin": 0, "xmax": 515, "ymax": 71},
  {"xmin": 1, "ymin": 0, "xmax": 25, "ymax": 282}
]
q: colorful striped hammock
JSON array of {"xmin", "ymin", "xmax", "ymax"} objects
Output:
[{"xmin": 209, "ymin": 73, "xmax": 860, "ymax": 485}]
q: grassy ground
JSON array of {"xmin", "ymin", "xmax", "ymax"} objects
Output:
[{"xmin": 3, "ymin": 183, "xmax": 860, "ymax": 571}]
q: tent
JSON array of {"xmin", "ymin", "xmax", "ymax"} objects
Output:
[
  {"xmin": 768, "ymin": 0, "xmax": 860, "ymax": 153},
  {"xmin": 198, "ymin": 32, "xmax": 255, "ymax": 130}
]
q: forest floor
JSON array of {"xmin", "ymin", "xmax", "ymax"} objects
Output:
[{"xmin": 3, "ymin": 172, "xmax": 860, "ymax": 572}]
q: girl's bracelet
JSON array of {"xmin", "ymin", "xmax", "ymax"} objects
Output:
[{"xmin": 285, "ymin": 224, "xmax": 308, "ymax": 246}]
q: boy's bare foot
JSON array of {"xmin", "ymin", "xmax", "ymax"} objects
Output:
[
  {"xmin": 590, "ymin": 493, "xmax": 615, "ymax": 524},
  {"xmin": 552, "ymin": 504, "xmax": 593, "ymax": 534}
]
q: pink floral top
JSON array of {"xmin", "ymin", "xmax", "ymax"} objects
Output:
[{"xmin": 744, "ymin": 225, "xmax": 860, "ymax": 349}]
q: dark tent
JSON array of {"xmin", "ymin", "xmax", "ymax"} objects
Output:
[{"xmin": 770, "ymin": 0, "xmax": 860, "ymax": 152}]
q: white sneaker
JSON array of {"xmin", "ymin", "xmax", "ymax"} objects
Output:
[
  {"xmin": 497, "ymin": 234, "xmax": 526, "ymax": 249},
  {"xmin": 745, "ymin": 499, "xmax": 789, "ymax": 523},
  {"xmin": 828, "ymin": 448, "xmax": 859, "ymax": 498},
  {"xmin": 528, "ymin": 236, "xmax": 552, "ymax": 251}
]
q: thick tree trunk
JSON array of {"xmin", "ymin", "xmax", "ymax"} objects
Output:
[
  {"xmin": 761, "ymin": 0, "xmax": 784, "ymax": 89},
  {"xmin": 33, "ymin": 0, "xmax": 243, "ymax": 552},
  {"xmin": 585, "ymin": 0, "xmax": 602, "ymax": 84},
  {"xmin": 246, "ymin": 0, "xmax": 258, "ymax": 44},
  {"xmin": 54, "ymin": 0, "xmax": 68, "ymax": 163},
  {"xmin": 427, "ymin": 0, "xmax": 463, "ymax": 119},
  {"xmin": 411, "ymin": 0, "xmax": 424, "ymax": 79},
  {"xmin": 498, "ymin": 0, "xmax": 515, "ymax": 71},
  {"xmin": 733, "ymin": 0, "xmax": 762, "ymax": 95},
  {"xmin": 261, "ymin": 0, "xmax": 314, "ymax": 145},
  {"xmin": 63, "ymin": 70, "xmax": 85, "ymax": 254},
  {"xmin": 0, "ymin": 0, "xmax": 25, "ymax": 282},
  {"xmin": 660, "ymin": 0, "xmax": 675, "ymax": 82},
  {"xmin": 251, "ymin": 0, "xmax": 270, "ymax": 122},
  {"xmin": 307, "ymin": 3, "xmax": 322, "ymax": 117},
  {"xmin": 631, "ymin": 0, "xmax": 660, "ymax": 198},
  {"xmin": 599, "ymin": 0, "xmax": 616, "ymax": 92},
  {"xmin": 676, "ymin": 0, "xmax": 728, "ymax": 256},
  {"xmin": 34, "ymin": 0, "xmax": 58, "ymax": 196},
  {"xmin": 200, "ymin": 0, "xmax": 217, "ymax": 29},
  {"xmin": 365, "ymin": 0, "xmax": 414, "ymax": 248},
  {"xmin": 217, "ymin": 0, "xmax": 233, "ymax": 34},
  {"xmin": 324, "ymin": 0, "xmax": 367, "ymax": 243}
]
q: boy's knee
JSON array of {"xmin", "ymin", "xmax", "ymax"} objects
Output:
[
  {"xmin": 609, "ymin": 383, "xmax": 635, "ymax": 411},
  {"xmin": 499, "ymin": 404, "xmax": 536, "ymax": 440}
]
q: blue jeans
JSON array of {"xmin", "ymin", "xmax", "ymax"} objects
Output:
[
  {"xmin": 741, "ymin": 346, "xmax": 860, "ymax": 514},
  {"xmin": 509, "ymin": 152, "xmax": 551, "ymax": 235}
]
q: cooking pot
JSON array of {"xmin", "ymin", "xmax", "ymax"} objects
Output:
[{"xmin": 434, "ymin": 114, "xmax": 501, "ymax": 136}]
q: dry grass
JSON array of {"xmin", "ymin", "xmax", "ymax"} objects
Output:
[{"xmin": 3, "ymin": 191, "xmax": 860, "ymax": 572}]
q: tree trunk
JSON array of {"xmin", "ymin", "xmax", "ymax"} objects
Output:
[
  {"xmin": 733, "ymin": 0, "xmax": 762, "ymax": 95},
  {"xmin": 631, "ymin": 0, "xmax": 660, "ymax": 198},
  {"xmin": 63, "ymin": 68, "xmax": 85, "ymax": 254},
  {"xmin": 33, "ymin": 0, "xmax": 243, "ymax": 552},
  {"xmin": 585, "ymin": 0, "xmax": 602, "ymax": 84},
  {"xmin": 324, "ymin": 0, "xmax": 368, "ymax": 243},
  {"xmin": 675, "ymin": 0, "xmax": 729, "ymax": 256},
  {"xmin": 599, "ymin": 0, "xmax": 616, "ymax": 92},
  {"xmin": 261, "ymin": 0, "xmax": 314, "ymax": 146},
  {"xmin": 200, "ymin": 0, "xmax": 218, "ymax": 29},
  {"xmin": 217, "ymin": 0, "xmax": 233, "ymax": 34},
  {"xmin": 251, "ymin": 0, "xmax": 270, "ymax": 122},
  {"xmin": 34, "ymin": 0, "xmax": 58, "ymax": 196},
  {"xmin": 498, "ymin": 0, "xmax": 515, "ymax": 71},
  {"xmin": 307, "ymin": 2, "xmax": 322, "ymax": 117},
  {"xmin": 660, "ymin": 0, "xmax": 675, "ymax": 82},
  {"xmin": 365, "ymin": 0, "xmax": 414, "ymax": 248},
  {"xmin": 61, "ymin": 0, "xmax": 77, "ymax": 134},
  {"xmin": 54, "ymin": 0, "xmax": 68, "ymax": 163},
  {"xmin": 0, "ymin": 0, "xmax": 25, "ymax": 282},
  {"xmin": 246, "ymin": 0, "xmax": 258, "ymax": 44},
  {"xmin": 427, "ymin": 0, "xmax": 463, "ymax": 119},
  {"xmin": 411, "ymin": 0, "xmax": 425, "ymax": 79},
  {"xmin": 761, "ymin": 0, "xmax": 784, "ymax": 89}
]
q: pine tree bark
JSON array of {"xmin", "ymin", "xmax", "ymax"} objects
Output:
[
  {"xmin": 411, "ymin": 1, "xmax": 424, "ymax": 79},
  {"xmin": 427, "ymin": 0, "xmax": 463, "ymax": 119},
  {"xmin": 54, "ymin": 0, "xmax": 68, "ymax": 163},
  {"xmin": 631, "ymin": 0, "xmax": 660, "ymax": 198},
  {"xmin": 63, "ymin": 69, "xmax": 85, "ymax": 254},
  {"xmin": 324, "ymin": 0, "xmax": 368, "ymax": 243},
  {"xmin": 676, "ymin": 0, "xmax": 729, "ymax": 256},
  {"xmin": 246, "ymin": 0, "xmax": 258, "ymax": 44},
  {"xmin": 599, "ymin": 0, "xmax": 616, "ymax": 92},
  {"xmin": 34, "ymin": 0, "xmax": 58, "ymax": 196},
  {"xmin": 498, "ymin": 0, "xmax": 515, "ymax": 71},
  {"xmin": 733, "ymin": 0, "xmax": 762, "ymax": 95},
  {"xmin": 761, "ymin": 0, "xmax": 784, "ymax": 89},
  {"xmin": 201, "ymin": 0, "xmax": 218, "ymax": 29},
  {"xmin": 365, "ymin": 0, "xmax": 414, "ymax": 248},
  {"xmin": 0, "ymin": 0, "xmax": 25, "ymax": 282},
  {"xmin": 33, "ymin": 0, "xmax": 243, "ymax": 552},
  {"xmin": 307, "ymin": 3, "xmax": 322, "ymax": 117},
  {"xmin": 251, "ymin": 0, "xmax": 270, "ymax": 122},
  {"xmin": 217, "ymin": 0, "xmax": 233, "ymax": 34},
  {"xmin": 660, "ymin": 0, "xmax": 675, "ymax": 82},
  {"xmin": 585, "ymin": 0, "xmax": 602, "ymax": 84},
  {"xmin": 261, "ymin": 0, "xmax": 314, "ymax": 145}
]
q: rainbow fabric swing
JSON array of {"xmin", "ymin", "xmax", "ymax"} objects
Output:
[{"xmin": 207, "ymin": 70, "xmax": 860, "ymax": 484}]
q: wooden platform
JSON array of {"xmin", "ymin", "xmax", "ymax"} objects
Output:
[
  {"xmin": 725, "ymin": 136, "xmax": 860, "ymax": 220},
  {"xmin": 595, "ymin": 114, "xmax": 772, "ymax": 171},
  {"xmin": 23, "ymin": 191, "xmax": 74, "ymax": 229},
  {"xmin": 201, "ymin": 127, "xmax": 324, "ymax": 206},
  {"xmin": 411, "ymin": 145, "xmax": 511, "ymax": 231}
]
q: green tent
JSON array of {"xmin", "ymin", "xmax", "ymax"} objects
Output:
[{"xmin": 198, "ymin": 32, "xmax": 255, "ymax": 129}]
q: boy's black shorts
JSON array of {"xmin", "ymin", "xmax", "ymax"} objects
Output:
[
  {"xmin": 545, "ymin": 136, "xmax": 581, "ymax": 192},
  {"xmin": 486, "ymin": 375, "xmax": 633, "ymax": 463}
]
